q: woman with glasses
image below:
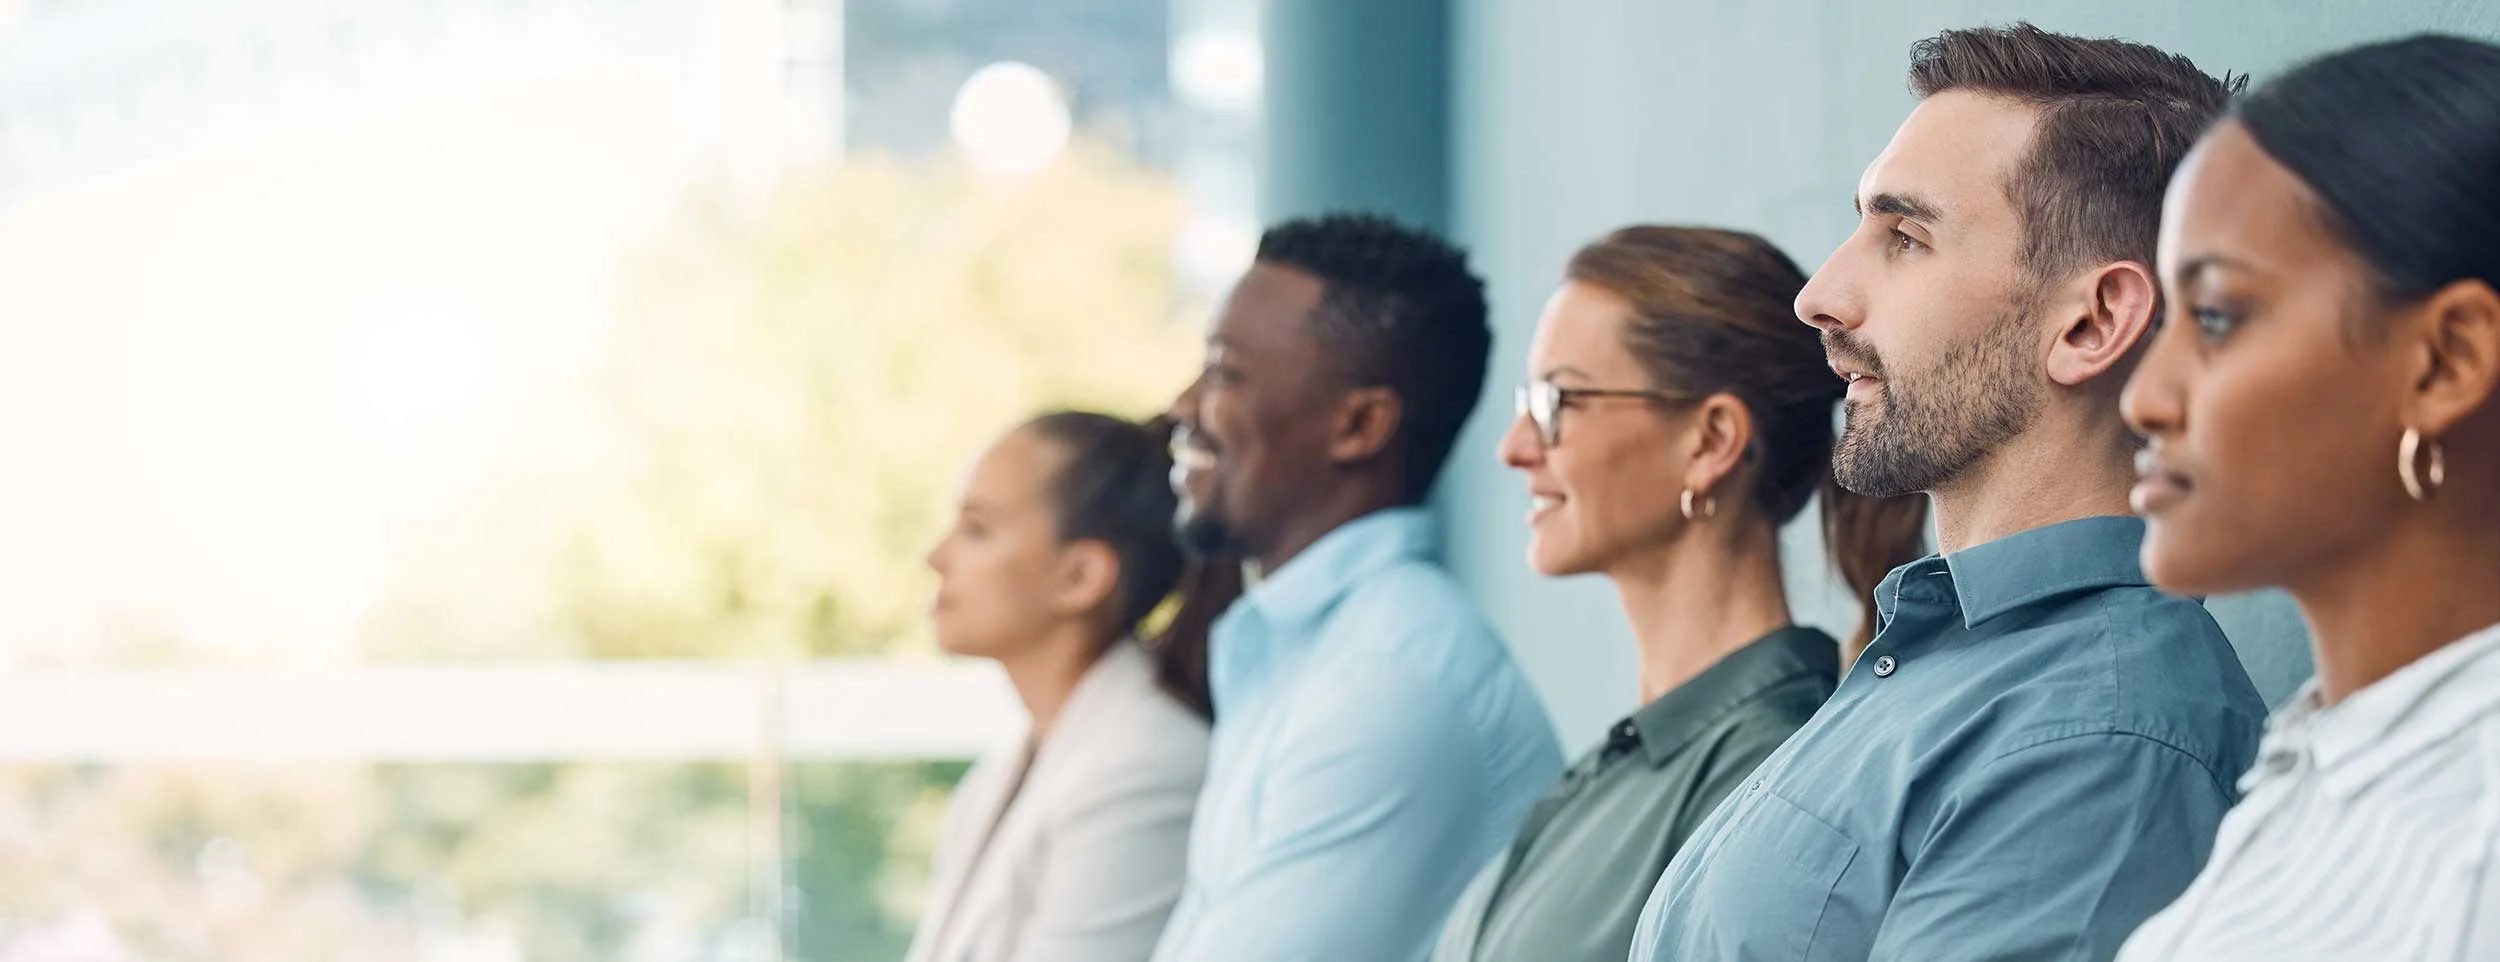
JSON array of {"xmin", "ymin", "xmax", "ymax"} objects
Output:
[
  {"xmin": 1433, "ymin": 226, "xmax": 1926, "ymax": 962},
  {"xmin": 2115, "ymin": 35, "xmax": 2500, "ymax": 961},
  {"xmin": 910, "ymin": 411, "xmax": 1239, "ymax": 962}
]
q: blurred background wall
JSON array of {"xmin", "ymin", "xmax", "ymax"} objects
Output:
[{"xmin": 1405, "ymin": 0, "xmax": 2500, "ymax": 747}]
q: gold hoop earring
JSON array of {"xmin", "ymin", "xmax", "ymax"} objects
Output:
[
  {"xmin": 2399, "ymin": 427, "xmax": 2446, "ymax": 502},
  {"xmin": 1680, "ymin": 488, "xmax": 1718, "ymax": 521}
]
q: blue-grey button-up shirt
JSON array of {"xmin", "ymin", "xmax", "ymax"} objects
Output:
[
  {"xmin": 1150, "ymin": 508, "xmax": 1564, "ymax": 962},
  {"xmin": 1631, "ymin": 516, "xmax": 2266, "ymax": 962}
]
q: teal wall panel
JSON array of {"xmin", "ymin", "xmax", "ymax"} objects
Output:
[{"xmin": 1438, "ymin": 1, "xmax": 2500, "ymax": 747}]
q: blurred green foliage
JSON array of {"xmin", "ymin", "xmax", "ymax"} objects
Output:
[{"xmin": 0, "ymin": 146, "xmax": 1205, "ymax": 961}]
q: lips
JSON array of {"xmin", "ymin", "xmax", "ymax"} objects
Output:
[
  {"xmin": 2130, "ymin": 447, "xmax": 2193, "ymax": 516},
  {"xmin": 1169, "ymin": 425, "xmax": 1219, "ymax": 499},
  {"xmin": 1527, "ymin": 492, "xmax": 1563, "ymax": 524},
  {"xmin": 1168, "ymin": 423, "xmax": 1216, "ymax": 462},
  {"xmin": 1821, "ymin": 331, "xmax": 1883, "ymax": 390}
]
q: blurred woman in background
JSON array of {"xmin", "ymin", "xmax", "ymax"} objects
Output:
[
  {"xmin": 908, "ymin": 411, "xmax": 1238, "ymax": 962},
  {"xmin": 1437, "ymin": 226, "xmax": 1927, "ymax": 962},
  {"xmin": 2116, "ymin": 34, "xmax": 2500, "ymax": 961}
]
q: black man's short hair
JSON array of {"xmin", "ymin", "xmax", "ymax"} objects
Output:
[{"xmin": 1257, "ymin": 212, "xmax": 1492, "ymax": 504}]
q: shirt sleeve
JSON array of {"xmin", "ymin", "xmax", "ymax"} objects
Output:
[
  {"xmin": 1011, "ymin": 750, "xmax": 1203, "ymax": 962},
  {"xmin": 1158, "ymin": 655, "xmax": 1486, "ymax": 962},
  {"xmin": 1870, "ymin": 730, "xmax": 2237, "ymax": 962}
]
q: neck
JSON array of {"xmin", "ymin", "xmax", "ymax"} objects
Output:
[
  {"xmin": 1610, "ymin": 517, "xmax": 1793, "ymax": 704},
  {"xmin": 2291, "ymin": 499, "xmax": 2500, "ymax": 706},
  {"xmin": 1930, "ymin": 409, "xmax": 2136, "ymax": 553},
  {"xmin": 996, "ymin": 623, "xmax": 1111, "ymax": 741},
  {"xmin": 1254, "ymin": 480, "xmax": 1406, "ymax": 573}
]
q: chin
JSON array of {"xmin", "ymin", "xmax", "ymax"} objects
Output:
[
  {"xmin": 1177, "ymin": 509, "xmax": 1234, "ymax": 558},
  {"xmin": 930, "ymin": 622, "xmax": 995, "ymax": 659},
  {"xmin": 2138, "ymin": 524, "xmax": 2257, "ymax": 598},
  {"xmin": 1527, "ymin": 539, "xmax": 1595, "ymax": 578}
]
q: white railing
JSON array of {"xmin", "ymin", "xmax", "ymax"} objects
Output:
[{"xmin": 0, "ymin": 658, "xmax": 1020, "ymax": 762}]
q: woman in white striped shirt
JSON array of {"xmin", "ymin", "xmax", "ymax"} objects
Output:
[{"xmin": 2116, "ymin": 34, "xmax": 2500, "ymax": 962}]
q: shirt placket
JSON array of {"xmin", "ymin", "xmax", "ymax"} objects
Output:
[{"xmin": 1846, "ymin": 568, "xmax": 1953, "ymax": 692}]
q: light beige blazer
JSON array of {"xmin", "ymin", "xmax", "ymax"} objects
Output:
[{"xmin": 906, "ymin": 642, "xmax": 1210, "ymax": 962}]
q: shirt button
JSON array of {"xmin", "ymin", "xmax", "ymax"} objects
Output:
[{"xmin": 1871, "ymin": 654, "xmax": 1898, "ymax": 677}]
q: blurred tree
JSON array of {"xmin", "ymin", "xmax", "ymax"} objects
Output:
[
  {"xmin": 554, "ymin": 145, "xmax": 1200, "ymax": 659},
  {"xmin": 362, "ymin": 143, "xmax": 1203, "ymax": 663},
  {"xmin": 0, "ymin": 144, "xmax": 1209, "ymax": 962},
  {"xmin": 0, "ymin": 764, "xmax": 417, "ymax": 962},
  {"xmin": 784, "ymin": 760, "xmax": 971, "ymax": 961}
]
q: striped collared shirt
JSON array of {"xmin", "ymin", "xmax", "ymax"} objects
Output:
[{"xmin": 2119, "ymin": 620, "xmax": 2500, "ymax": 961}]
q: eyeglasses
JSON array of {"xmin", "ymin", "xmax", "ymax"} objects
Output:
[{"xmin": 1514, "ymin": 379, "xmax": 1698, "ymax": 448}]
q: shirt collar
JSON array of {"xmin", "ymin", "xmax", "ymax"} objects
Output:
[
  {"xmin": 1934, "ymin": 515, "xmax": 2152, "ymax": 631},
  {"xmin": 1627, "ymin": 626, "xmax": 1840, "ymax": 765},
  {"xmin": 1233, "ymin": 506, "xmax": 1441, "ymax": 632},
  {"xmin": 2302, "ymin": 619, "xmax": 2500, "ymax": 799}
]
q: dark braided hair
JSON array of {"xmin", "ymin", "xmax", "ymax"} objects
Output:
[{"xmin": 1256, "ymin": 213, "xmax": 1492, "ymax": 503}]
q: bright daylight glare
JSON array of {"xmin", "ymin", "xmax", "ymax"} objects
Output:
[{"xmin": 0, "ymin": 1, "xmax": 1258, "ymax": 959}]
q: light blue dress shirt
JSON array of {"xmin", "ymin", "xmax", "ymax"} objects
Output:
[
  {"xmin": 1629, "ymin": 516, "xmax": 2267, "ymax": 962},
  {"xmin": 1149, "ymin": 507, "xmax": 1564, "ymax": 962}
]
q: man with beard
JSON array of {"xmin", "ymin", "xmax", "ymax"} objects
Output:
[
  {"xmin": 1149, "ymin": 213, "xmax": 1563, "ymax": 962},
  {"xmin": 1630, "ymin": 25, "xmax": 2268, "ymax": 962}
]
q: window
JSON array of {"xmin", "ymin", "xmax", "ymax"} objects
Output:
[{"xmin": 0, "ymin": 1, "xmax": 1257, "ymax": 958}]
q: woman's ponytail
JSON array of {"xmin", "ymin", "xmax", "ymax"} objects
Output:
[
  {"xmin": 1024, "ymin": 411, "xmax": 1235, "ymax": 721},
  {"xmin": 1818, "ymin": 478, "xmax": 1928, "ymax": 662}
]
